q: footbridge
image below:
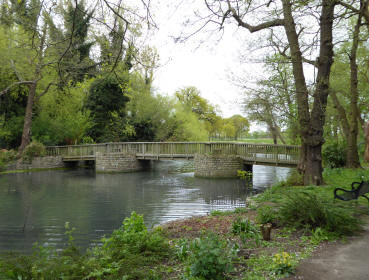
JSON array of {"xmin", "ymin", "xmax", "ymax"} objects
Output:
[{"xmin": 44, "ymin": 142, "xmax": 300, "ymax": 178}]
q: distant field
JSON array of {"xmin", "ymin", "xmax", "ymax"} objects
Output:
[
  {"xmin": 237, "ymin": 138, "xmax": 274, "ymax": 144},
  {"xmin": 210, "ymin": 138, "xmax": 274, "ymax": 144}
]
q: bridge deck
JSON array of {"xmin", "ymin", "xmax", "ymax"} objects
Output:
[{"xmin": 47, "ymin": 142, "xmax": 300, "ymax": 167}]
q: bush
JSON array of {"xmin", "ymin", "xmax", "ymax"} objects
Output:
[
  {"xmin": 278, "ymin": 192, "xmax": 361, "ymax": 236},
  {"xmin": 90, "ymin": 212, "xmax": 171, "ymax": 279},
  {"xmin": 0, "ymin": 149, "xmax": 16, "ymax": 171},
  {"xmin": 81, "ymin": 136, "xmax": 95, "ymax": 144},
  {"xmin": 22, "ymin": 141, "xmax": 46, "ymax": 162},
  {"xmin": 322, "ymin": 141, "xmax": 347, "ymax": 168},
  {"xmin": 179, "ymin": 234, "xmax": 236, "ymax": 280},
  {"xmin": 256, "ymin": 205, "xmax": 277, "ymax": 224}
]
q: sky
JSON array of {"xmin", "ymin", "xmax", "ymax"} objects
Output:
[{"xmin": 148, "ymin": 1, "xmax": 259, "ymax": 118}]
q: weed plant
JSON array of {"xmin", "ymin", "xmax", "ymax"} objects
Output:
[
  {"xmin": 232, "ymin": 217, "xmax": 262, "ymax": 247},
  {"xmin": 177, "ymin": 233, "xmax": 237, "ymax": 280}
]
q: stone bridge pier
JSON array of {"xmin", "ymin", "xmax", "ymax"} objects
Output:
[
  {"xmin": 194, "ymin": 153, "xmax": 245, "ymax": 178},
  {"xmin": 95, "ymin": 152, "xmax": 149, "ymax": 172}
]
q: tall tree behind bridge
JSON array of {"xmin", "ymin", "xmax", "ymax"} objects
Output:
[{"xmin": 189, "ymin": 0, "xmax": 349, "ymax": 185}]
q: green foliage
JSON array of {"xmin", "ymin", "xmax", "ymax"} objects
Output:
[
  {"xmin": 276, "ymin": 169, "xmax": 304, "ymax": 187},
  {"xmin": 22, "ymin": 142, "xmax": 46, "ymax": 162},
  {"xmin": 322, "ymin": 141, "xmax": 347, "ymax": 168},
  {"xmin": 0, "ymin": 212, "xmax": 171, "ymax": 280},
  {"xmin": 81, "ymin": 136, "xmax": 95, "ymax": 144},
  {"xmin": 0, "ymin": 223, "xmax": 88, "ymax": 279},
  {"xmin": 232, "ymin": 217, "xmax": 257, "ymax": 236},
  {"xmin": 271, "ymin": 252, "xmax": 294, "ymax": 276},
  {"xmin": 0, "ymin": 149, "xmax": 16, "ymax": 171},
  {"xmin": 278, "ymin": 192, "xmax": 361, "ymax": 236},
  {"xmin": 32, "ymin": 83, "xmax": 91, "ymax": 145},
  {"xmin": 256, "ymin": 205, "xmax": 277, "ymax": 224},
  {"xmin": 89, "ymin": 212, "xmax": 170, "ymax": 279},
  {"xmin": 237, "ymin": 169, "xmax": 253, "ymax": 180},
  {"xmin": 234, "ymin": 207, "xmax": 248, "ymax": 214},
  {"xmin": 210, "ymin": 210, "xmax": 232, "ymax": 216},
  {"xmin": 308, "ymin": 227, "xmax": 337, "ymax": 245},
  {"xmin": 178, "ymin": 234, "xmax": 236, "ymax": 280},
  {"xmin": 85, "ymin": 75, "xmax": 130, "ymax": 142},
  {"xmin": 231, "ymin": 217, "xmax": 261, "ymax": 246}
]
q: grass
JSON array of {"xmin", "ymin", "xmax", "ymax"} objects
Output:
[
  {"xmin": 0, "ymin": 167, "xmax": 368, "ymax": 279},
  {"xmin": 0, "ymin": 167, "xmax": 70, "ymax": 174}
]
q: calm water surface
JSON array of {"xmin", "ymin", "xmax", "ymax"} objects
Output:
[{"xmin": 0, "ymin": 161, "xmax": 291, "ymax": 252}]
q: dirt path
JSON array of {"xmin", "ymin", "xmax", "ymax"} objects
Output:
[{"xmin": 286, "ymin": 215, "xmax": 369, "ymax": 280}]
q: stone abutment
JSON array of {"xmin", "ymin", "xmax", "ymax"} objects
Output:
[{"xmin": 194, "ymin": 154, "xmax": 243, "ymax": 178}]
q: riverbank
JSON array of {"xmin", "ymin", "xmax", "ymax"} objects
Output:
[{"xmin": 0, "ymin": 167, "xmax": 368, "ymax": 279}]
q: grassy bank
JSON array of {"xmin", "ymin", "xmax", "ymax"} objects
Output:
[
  {"xmin": 0, "ymin": 167, "xmax": 70, "ymax": 174},
  {"xmin": 0, "ymin": 168, "xmax": 368, "ymax": 280}
]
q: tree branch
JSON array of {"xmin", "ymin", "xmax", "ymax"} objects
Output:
[
  {"xmin": 0, "ymin": 81, "xmax": 36, "ymax": 97},
  {"xmin": 226, "ymin": 0, "xmax": 284, "ymax": 32},
  {"xmin": 35, "ymin": 82, "xmax": 55, "ymax": 103}
]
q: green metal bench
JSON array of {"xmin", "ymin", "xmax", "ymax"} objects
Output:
[{"xmin": 334, "ymin": 181, "xmax": 369, "ymax": 203}]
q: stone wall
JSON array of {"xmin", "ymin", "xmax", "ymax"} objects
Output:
[
  {"xmin": 6, "ymin": 156, "xmax": 65, "ymax": 171},
  {"xmin": 95, "ymin": 152, "xmax": 148, "ymax": 172},
  {"xmin": 194, "ymin": 154, "xmax": 243, "ymax": 178}
]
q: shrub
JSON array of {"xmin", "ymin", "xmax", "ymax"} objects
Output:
[
  {"xmin": 81, "ymin": 136, "xmax": 95, "ymax": 144},
  {"xmin": 278, "ymin": 192, "xmax": 361, "ymax": 235},
  {"xmin": 91, "ymin": 212, "xmax": 171, "ymax": 279},
  {"xmin": 256, "ymin": 205, "xmax": 277, "ymax": 224},
  {"xmin": 180, "ymin": 234, "xmax": 236, "ymax": 280},
  {"xmin": 0, "ymin": 149, "xmax": 16, "ymax": 171},
  {"xmin": 22, "ymin": 141, "xmax": 46, "ymax": 162},
  {"xmin": 322, "ymin": 141, "xmax": 346, "ymax": 168}
]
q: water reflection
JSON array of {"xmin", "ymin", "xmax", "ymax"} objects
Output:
[{"xmin": 0, "ymin": 160, "xmax": 291, "ymax": 252}]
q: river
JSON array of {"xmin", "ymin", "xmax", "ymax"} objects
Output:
[{"xmin": 0, "ymin": 161, "xmax": 291, "ymax": 253}]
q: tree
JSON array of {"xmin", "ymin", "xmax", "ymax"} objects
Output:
[
  {"xmin": 227, "ymin": 115, "xmax": 250, "ymax": 139},
  {"xmin": 196, "ymin": 0, "xmax": 347, "ymax": 185},
  {"xmin": 49, "ymin": 0, "xmax": 95, "ymax": 84},
  {"xmin": 0, "ymin": 0, "xmax": 153, "ymax": 153},
  {"xmin": 175, "ymin": 86, "xmax": 220, "ymax": 137},
  {"xmin": 329, "ymin": 0, "xmax": 369, "ymax": 167},
  {"xmin": 241, "ymin": 57, "xmax": 297, "ymax": 144},
  {"xmin": 85, "ymin": 75, "xmax": 130, "ymax": 142},
  {"xmin": 0, "ymin": 0, "xmax": 57, "ymax": 153}
]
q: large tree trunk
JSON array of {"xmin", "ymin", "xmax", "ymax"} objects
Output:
[
  {"xmin": 282, "ymin": 0, "xmax": 335, "ymax": 185},
  {"xmin": 304, "ymin": 0, "xmax": 335, "ymax": 185},
  {"xmin": 281, "ymin": 0, "xmax": 311, "ymax": 182},
  {"xmin": 18, "ymin": 83, "xmax": 36, "ymax": 153}
]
